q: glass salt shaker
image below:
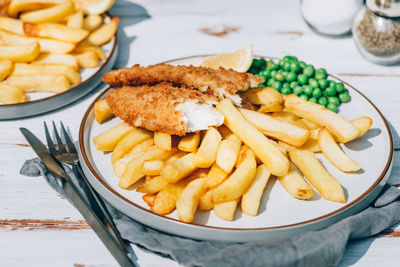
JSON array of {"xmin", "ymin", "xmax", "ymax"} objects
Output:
[{"xmin": 352, "ymin": 0, "xmax": 400, "ymax": 65}]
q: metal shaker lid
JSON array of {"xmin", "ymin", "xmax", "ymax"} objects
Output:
[{"xmin": 366, "ymin": 0, "xmax": 400, "ymax": 17}]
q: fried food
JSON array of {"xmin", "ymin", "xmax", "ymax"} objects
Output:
[
  {"xmin": 105, "ymin": 83, "xmax": 222, "ymax": 136},
  {"xmin": 103, "ymin": 64, "xmax": 263, "ymax": 102}
]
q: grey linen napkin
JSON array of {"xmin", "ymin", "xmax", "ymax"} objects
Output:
[{"xmin": 21, "ymin": 158, "xmax": 400, "ymax": 267}]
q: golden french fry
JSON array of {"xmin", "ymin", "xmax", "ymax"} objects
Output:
[
  {"xmin": 351, "ymin": 117, "xmax": 373, "ymax": 138},
  {"xmin": 203, "ymin": 163, "xmax": 228, "ymax": 189},
  {"xmin": 74, "ymin": 43, "xmax": 106, "ymax": 60},
  {"xmin": 214, "ymin": 199, "xmax": 239, "ymax": 221},
  {"xmin": 318, "ymin": 127, "xmax": 361, "ymax": 172},
  {"xmin": 20, "ymin": 2, "xmax": 75, "ymax": 23},
  {"xmin": 8, "ymin": 0, "xmax": 68, "ymax": 16},
  {"xmin": 0, "ymin": 29, "xmax": 76, "ymax": 54},
  {"xmin": 289, "ymin": 149, "xmax": 346, "ymax": 203},
  {"xmin": 136, "ymin": 175, "xmax": 169, "ymax": 194},
  {"xmin": 23, "ymin": 21, "xmax": 89, "ymax": 43},
  {"xmin": 216, "ymin": 99, "xmax": 289, "ymax": 176},
  {"xmin": 285, "ymin": 94, "xmax": 360, "ymax": 143},
  {"xmin": 215, "ymin": 139, "xmax": 241, "ymax": 173},
  {"xmin": 240, "ymin": 109, "xmax": 310, "ymax": 147},
  {"xmin": 154, "ymin": 131, "xmax": 172, "ymax": 151},
  {"xmin": 66, "ymin": 10, "xmax": 83, "ymax": 28},
  {"xmin": 176, "ymin": 178, "xmax": 206, "ymax": 223},
  {"xmin": 258, "ymin": 103, "xmax": 284, "ymax": 113},
  {"xmin": 33, "ymin": 53, "xmax": 78, "ymax": 70},
  {"xmin": 73, "ymin": 50, "xmax": 98, "ymax": 68},
  {"xmin": 111, "ymin": 128, "xmax": 153, "ymax": 163},
  {"xmin": 12, "ymin": 63, "xmax": 81, "ymax": 84},
  {"xmin": 161, "ymin": 152, "xmax": 197, "ymax": 183},
  {"xmin": 241, "ymin": 165, "xmax": 271, "ymax": 216},
  {"xmin": 142, "ymin": 193, "xmax": 155, "ymax": 207},
  {"xmin": 86, "ymin": 17, "xmax": 119, "ymax": 46},
  {"xmin": 242, "ymin": 87, "xmax": 283, "ymax": 108},
  {"xmin": 164, "ymin": 150, "xmax": 186, "ymax": 164},
  {"xmin": 212, "ymin": 147, "xmax": 257, "ymax": 203},
  {"xmin": 83, "ymin": 14, "xmax": 102, "ymax": 31},
  {"xmin": 309, "ymin": 128, "xmax": 320, "ymax": 140},
  {"xmin": 94, "ymin": 99, "xmax": 113, "ymax": 123},
  {"xmin": 199, "ymin": 189, "xmax": 214, "ymax": 210},
  {"xmin": 277, "ymin": 164, "xmax": 315, "ymax": 200},
  {"xmin": 193, "ymin": 127, "xmax": 222, "ymax": 168},
  {"xmin": 0, "ymin": 60, "xmax": 13, "ymax": 81},
  {"xmin": 7, "ymin": 74, "xmax": 70, "ymax": 93},
  {"xmin": 0, "ymin": 83, "xmax": 27, "ymax": 104},
  {"xmin": 93, "ymin": 122, "xmax": 133, "ymax": 151},
  {"xmin": 301, "ymin": 138, "xmax": 321, "ymax": 153},
  {"xmin": 119, "ymin": 147, "xmax": 177, "ymax": 188},
  {"xmin": 178, "ymin": 132, "xmax": 200, "ymax": 152},
  {"xmin": 270, "ymin": 111, "xmax": 308, "ymax": 130},
  {"xmin": 151, "ymin": 169, "xmax": 206, "ymax": 215},
  {"xmin": 0, "ymin": 16, "xmax": 23, "ymax": 34},
  {"xmin": 142, "ymin": 160, "xmax": 164, "ymax": 176},
  {"xmin": 0, "ymin": 43, "xmax": 40, "ymax": 62},
  {"xmin": 113, "ymin": 139, "xmax": 154, "ymax": 177},
  {"xmin": 217, "ymin": 125, "xmax": 241, "ymax": 143},
  {"xmin": 301, "ymin": 118, "xmax": 320, "ymax": 130}
]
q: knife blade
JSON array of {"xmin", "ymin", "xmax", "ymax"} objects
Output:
[{"xmin": 20, "ymin": 128, "xmax": 137, "ymax": 267}]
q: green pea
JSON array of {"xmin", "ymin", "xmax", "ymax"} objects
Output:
[
  {"xmin": 267, "ymin": 78, "xmax": 274, "ymax": 87},
  {"xmin": 283, "ymin": 55, "xmax": 293, "ymax": 61},
  {"xmin": 335, "ymin": 82, "xmax": 346, "ymax": 93},
  {"xmin": 285, "ymin": 72, "xmax": 297, "ymax": 82},
  {"xmin": 270, "ymin": 70, "xmax": 277, "ymax": 78},
  {"xmin": 327, "ymin": 103, "xmax": 338, "ymax": 112},
  {"xmin": 258, "ymin": 70, "xmax": 268, "ymax": 79},
  {"xmin": 339, "ymin": 92, "xmax": 350, "ymax": 103},
  {"xmin": 290, "ymin": 81, "xmax": 298, "ymax": 89},
  {"xmin": 325, "ymin": 86, "xmax": 337, "ymax": 96},
  {"xmin": 299, "ymin": 94, "xmax": 309, "ymax": 101},
  {"xmin": 318, "ymin": 79, "xmax": 329, "ymax": 89},
  {"xmin": 282, "ymin": 71, "xmax": 288, "ymax": 77},
  {"xmin": 278, "ymin": 59, "xmax": 285, "ymax": 68},
  {"xmin": 258, "ymin": 83, "xmax": 266, "ymax": 88},
  {"xmin": 283, "ymin": 62, "xmax": 292, "ymax": 71},
  {"xmin": 309, "ymin": 97, "xmax": 317, "ymax": 103},
  {"xmin": 328, "ymin": 97, "xmax": 340, "ymax": 106},
  {"xmin": 316, "ymin": 68, "xmax": 327, "ymax": 76},
  {"xmin": 303, "ymin": 65, "xmax": 315, "ymax": 77},
  {"xmin": 297, "ymin": 74, "xmax": 308, "ymax": 85},
  {"xmin": 290, "ymin": 62, "xmax": 301, "ymax": 73},
  {"xmin": 318, "ymin": 96, "xmax": 328, "ymax": 107},
  {"xmin": 272, "ymin": 81, "xmax": 282, "ymax": 91},
  {"xmin": 282, "ymin": 82, "xmax": 290, "ymax": 89},
  {"xmin": 309, "ymin": 78, "xmax": 319, "ymax": 88},
  {"xmin": 312, "ymin": 88, "xmax": 323, "ymax": 98},
  {"xmin": 292, "ymin": 56, "xmax": 298, "ymax": 62},
  {"xmin": 293, "ymin": 86, "xmax": 303, "ymax": 95},
  {"xmin": 299, "ymin": 61, "xmax": 307, "ymax": 69},
  {"xmin": 275, "ymin": 73, "xmax": 285, "ymax": 81},
  {"xmin": 281, "ymin": 87, "xmax": 291, "ymax": 95},
  {"xmin": 328, "ymin": 80, "xmax": 336, "ymax": 87},
  {"xmin": 315, "ymin": 72, "xmax": 327, "ymax": 80},
  {"xmin": 303, "ymin": 85, "xmax": 313, "ymax": 96}
]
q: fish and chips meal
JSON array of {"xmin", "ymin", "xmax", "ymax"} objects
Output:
[
  {"xmin": 92, "ymin": 46, "xmax": 373, "ymax": 223},
  {"xmin": 0, "ymin": 0, "xmax": 118, "ymax": 104}
]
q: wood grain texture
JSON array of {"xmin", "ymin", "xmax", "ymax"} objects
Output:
[{"xmin": 1, "ymin": 0, "xmax": 400, "ymax": 266}]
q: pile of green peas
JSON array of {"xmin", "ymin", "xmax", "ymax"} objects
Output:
[{"xmin": 248, "ymin": 56, "xmax": 351, "ymax": 113}]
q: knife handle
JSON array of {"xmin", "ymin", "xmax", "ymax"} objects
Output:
[{"xmin": 63, "ymin": 180, "xmax": 137, "ymax": 267}]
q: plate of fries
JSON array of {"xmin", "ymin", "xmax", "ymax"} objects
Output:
[
  {"xmin": 0, "ymin": 0, "xmax": 119, "ymax": 119},
  {"xmin": 78, "ymin": 55, "xmax": 393, "ymax": 242}
]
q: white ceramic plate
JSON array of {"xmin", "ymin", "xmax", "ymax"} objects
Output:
[
  {"xmin": 0, "ymin": 14, "xmax": 118, "ymax": 120},
  {"xmin": 78, "ymin": 55, "xmax": 393, "ymax": 242}
]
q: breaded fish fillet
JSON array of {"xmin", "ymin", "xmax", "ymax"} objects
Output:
[
  {"xmin": 105, "ymin": 82, "xmax": 224, "ymax": 136},
  {"xmin": 103, "ymin": 64, "xmax": 263, "ymax": 102}
]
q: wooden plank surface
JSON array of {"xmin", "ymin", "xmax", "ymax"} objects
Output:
[{"xmin": 1, "ymin": 0, "xmax": 400, "ymax": 266}]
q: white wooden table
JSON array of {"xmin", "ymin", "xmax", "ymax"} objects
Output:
[{"xmin": 1, "ymin": 0, "xmax": 400, "ymax": 266}]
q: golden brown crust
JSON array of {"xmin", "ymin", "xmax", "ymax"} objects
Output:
[
  {"xmin": 22, "ymin": 22, "xmax": 37, "ymax": 37},
  {"xmin": 102, "ymin": 64, "xmax": 263, "ymax": 98},
  {"xmin": 105, "ymin": 82, "xmax": 218, "ymax": 136}
]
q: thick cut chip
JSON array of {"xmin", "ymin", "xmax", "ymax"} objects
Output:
[
  {"xmin": 93, "ymin": 122, "xmax": 133, "ymax": 151},
  {"xmin": 12, "ymin": 63, "xmax": 80, "ymax": 84},
  {"xmin": 86, "ymin": 17, "xmax": 118, "ymax": 46},
  {"xmin": 0, "ymin": 83, "xmax": 27, "ymax": 104},
  {"xmin": 178, "ymin": 132, "xmax": 200, "ymax": 152},
  {"xmin": 8, "ymin": 0, "xmax": 68, "ymax": 15},
  {"xmin": 94, "ymin": 99, "xmax": 113, "ymax": 123},
  {"xmin": 74, "ymin": 50, "xmax": 98, "ymax": 68},
  {"xmin": 277, "ymin": 164, "xmax": 315, "ymax": 200},
  {"xmin": 203, "ymin": 163, "xmax": 228, "ymax": 189},
  {"xmin": 83, "ymin": 14, "xmax": 102, "ymax": 31},
  {"xmin": 242, "ymin": 87, "xmax": 283, "ymax": 108},
  {"xmin": 136, "ymin": 175, "xmax": 169, "ymax": 194},
  {"xmin": 7, "ymin": 74, "xmax": 70, "ymax": 93},
  {"xmin": 289, "ymin": 149, "xmax": 346, "ymax": 203},
  {"xmin": 176, "ymin": 178, "xmax": 206, "ymax": 223},
  {"xmin": 213, "ymin": 199, "xmax": 239, "ymax": 221},
  {"xmin": 66, "ymin": 11, "xmax": 83, "ymax": 28},
  {"xmin": 215, "ymin": 139, "xmax": 241, "ymax": 173},
  {"xmin": 0, "ymin": 60, "xmax": 12, "ymax": 81},
  {"xmin": 111, "ymin": 128, "xmax": 152, "ymax": 163},
  {"xmin": 351, "ymin": 117, "xmax": 372, "ymax": 138},
  {"xmin": 154, "ymin": 131, "xmax": 172, "ymax": 151},
  {"xmin": 0, "ymin": 43, "xmax": 40, "ymax": 62},
  {"xmin": 142, "ymin": 160, "xmax": 164, "ymax": 176},
  {"xmin": 193, "ymin": 127, "xmax": 221, "ymax": 168},
  {"xmin": 161, "ymin": 152, "xmax": 197, "ymax": 183},
  {"xmin": 19, "ymin": 2, "xmax": 75, "ymax": 23},
  {"xmin": 0, "ymin": 16, "xmax": 24, "ymax": 34},
  {"xmin": 199, "ymin": 189, "xmax": 214, "ymax": 210},
  {"xmin": 23, "ymin": 21, "xmax": 89, "ymax": 43},
  {"xmin": 33, "ymin": 53, "xmax": 78, "ymax": 70}
]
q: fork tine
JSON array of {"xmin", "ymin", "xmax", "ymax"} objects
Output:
[
  {"xmin": 44, "ymin": 122, "xmax": 59, "ymax": 156},
  {"xmin": 60, "ymin": 121, "xmax": 77, "ymax": 154},
  {"xmin": 52, "ymin": 121, "xmax": 68, "ymax": 154}
]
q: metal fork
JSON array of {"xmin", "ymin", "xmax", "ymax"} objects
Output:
[{"xmin": 44, "ymin": 121, "xmax": 131, "ymax": 256}]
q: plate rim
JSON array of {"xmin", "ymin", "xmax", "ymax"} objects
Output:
[
  {"xmin": 0, "ymin": 12, "xmax": 118, "ymax": 109},
  {"xmin": 79, "ymin": 55, "xmax": 393, "ymax": 231}
]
